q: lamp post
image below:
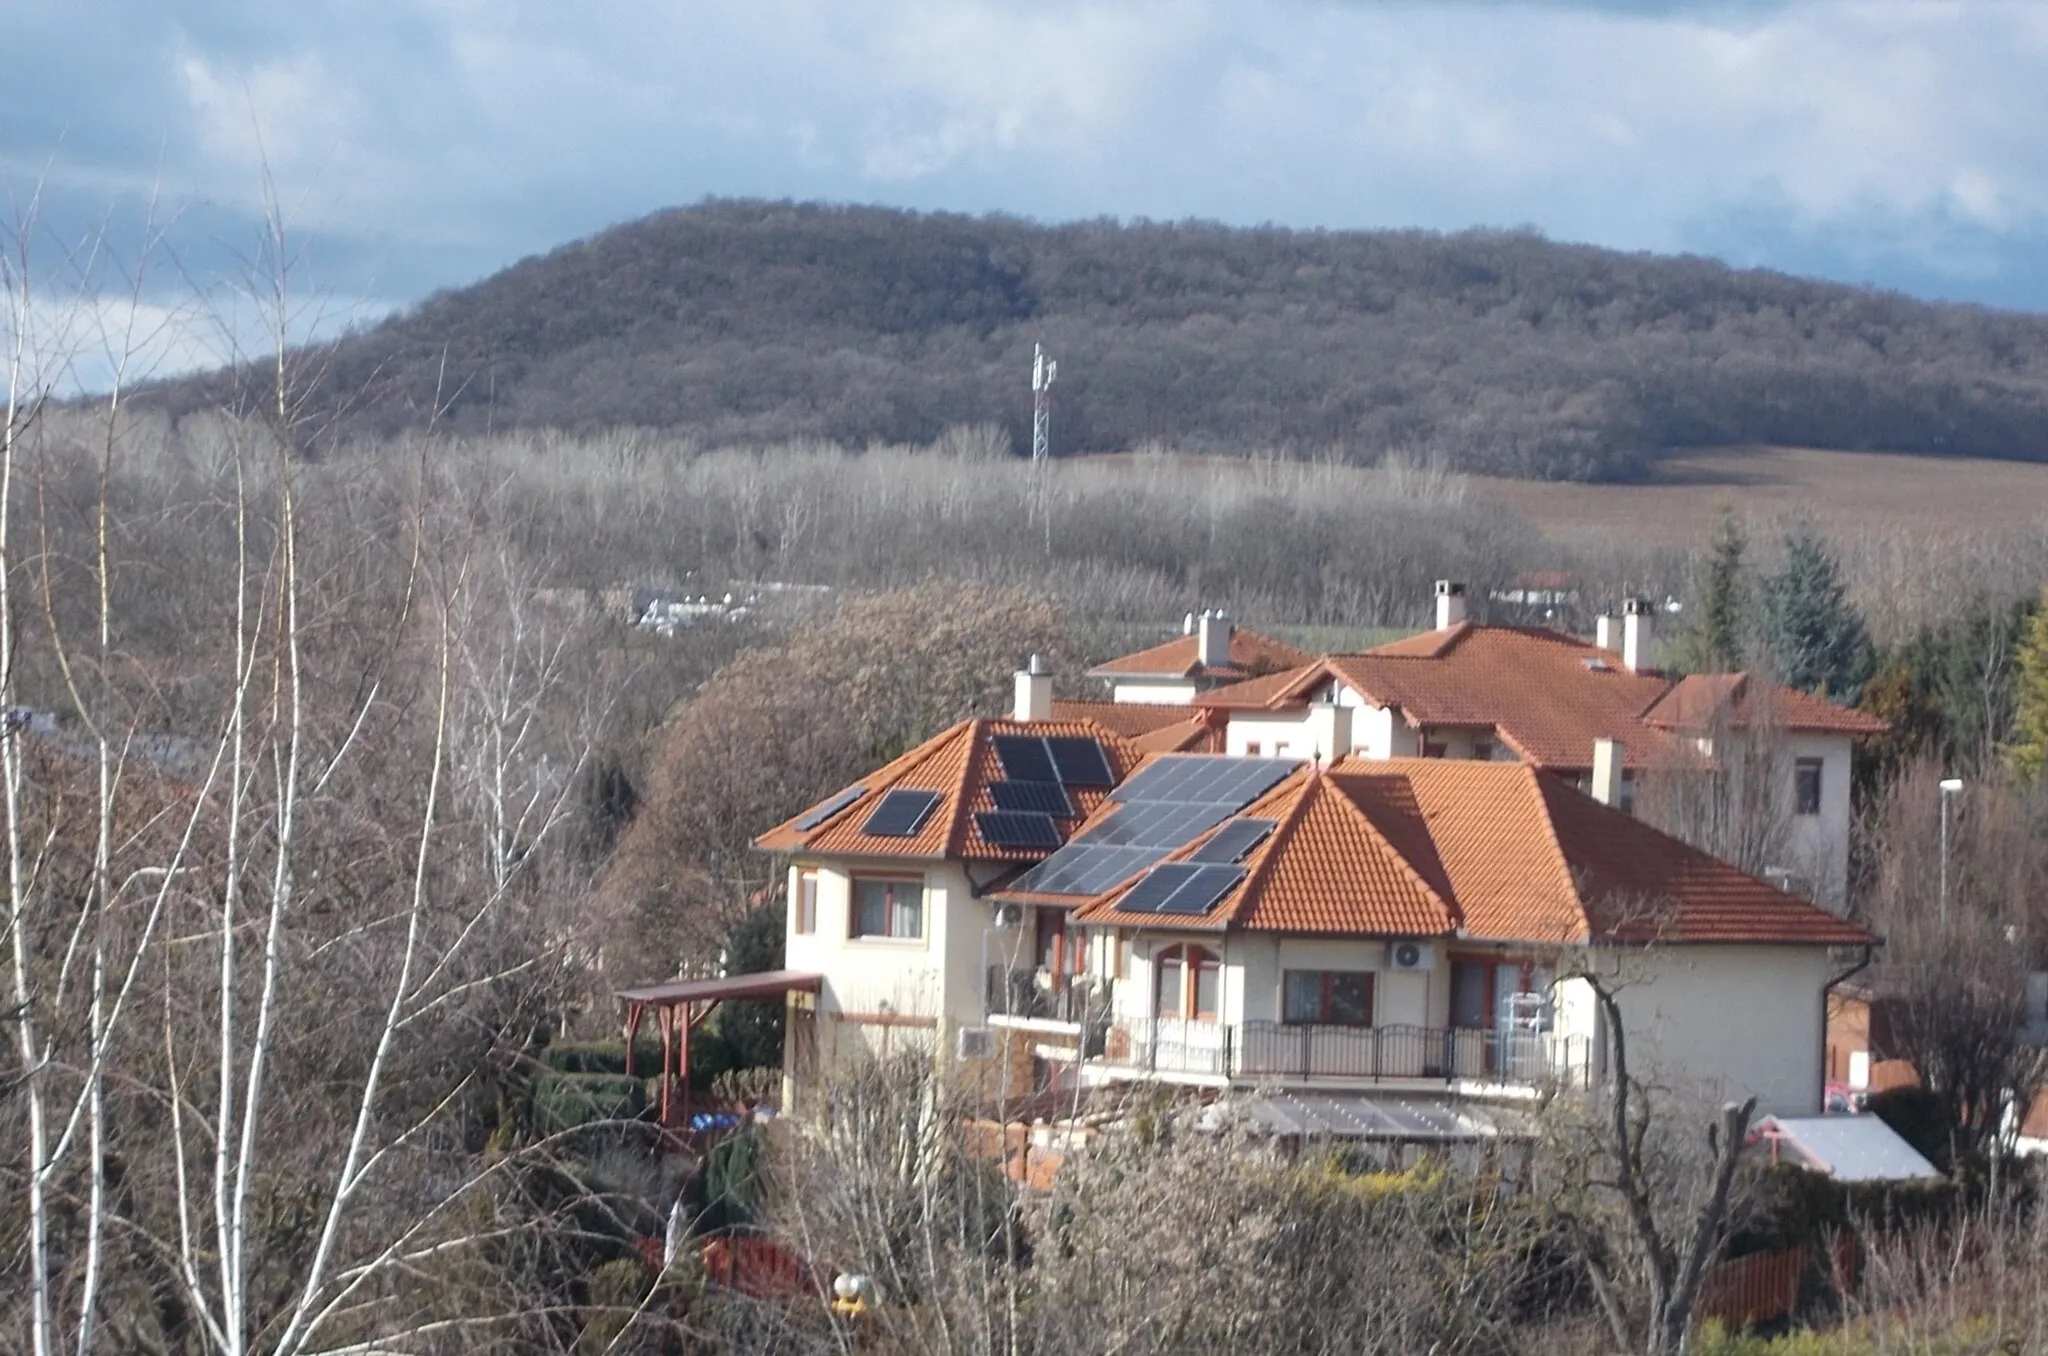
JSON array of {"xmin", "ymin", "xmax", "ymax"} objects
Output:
[{"xmin": 1939, "ymin": 777, "xmax": 1964, "ymax": 926}]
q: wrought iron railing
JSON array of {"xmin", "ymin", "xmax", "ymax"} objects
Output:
[{"xmin": 1102, "ymin": 1018, "xmax": 1593, "ymax": 1089}]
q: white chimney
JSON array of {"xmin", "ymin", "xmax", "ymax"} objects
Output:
[
  {"xmin": 1592, "ymin": 738, "xmax": 1624, "ymax": 808},
  {"xmin": 1183, "ymin": 611, "xmax": 1198, "ymax": 636},
  {"xmin": 1434, "ymin": 580, "xmax": 1468, "ymax": 631},
  {"xmin": 1595, "ymin": 614, "xmax": 1619, "ymax": 653},
  {"xmin": 1622, "ymin": 598, "xmax": 1654, "ymax": 673},
  {"xmin": 1197, "ymin": 610, "xmax": 1232, "ymax": 669},
  {"xmin": 1014, "ymin": 653, "xmax": 1052, "ymax": 722},
  {"xmin": 1308, "ymin": 700, "xmax": 1353, "ymax": 764}
]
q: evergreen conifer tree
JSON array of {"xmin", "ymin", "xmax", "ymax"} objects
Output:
[
  {"xmin": 1756, "ymin": 521, "xmax": 1875, "ymax": 702},
  {"xmin": 1677, "ymin": 507, "xmax": 1749, "ymax": 673},
  {"xmin": 2005, "ymin": 588, "xmax": 2048, "ymax": 784}
]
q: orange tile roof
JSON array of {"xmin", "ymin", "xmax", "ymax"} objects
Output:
[
  {"xmin": 1086, "ymin": 626, "xmax": 1311, "ymax": 681},
  {"xmin": 1194, "ymin": 624, "xmax": 1883, "ymax": 770},
  {"xmin": 1049, "ymin": 700, "xmax": 1202, "ymax": 737},
  {"xmin": 753, "ymin": 718, "xmax": 1143, "ymax": 862},
  {"xmin": 1070, "ymin": 757, "xmax": 1873, "ymax": 948},
  {"xmin": 1129, "ymin": 711, "xmax": 1229, "ymax": 755},
  {"xmin": 1642, "ymin": 673, "xmax": 1888, "ymax": 737}
]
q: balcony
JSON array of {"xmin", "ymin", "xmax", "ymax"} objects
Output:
[
  {"xmin": 1101, "ymin": 1018, "xmax": 1594, "ymax": 1091},
  {"xmin": 985, "ymin": 966, "xmax": 1113, "ymax": 1030}
]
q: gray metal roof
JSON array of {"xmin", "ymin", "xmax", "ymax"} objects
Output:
[
  {"xmin": 1756, "ymin": 1115, "xmax": 1942, "ymax": 1182},
  {"xmin": 1216, "ymin": 1090, "xmax": 1539, "ymax": 1142}
]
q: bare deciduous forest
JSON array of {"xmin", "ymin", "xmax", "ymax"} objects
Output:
[
  {"xmin": 12, "ymin": 195, "xmax": 2048, "ymax": 1355},
  {"xmin": 140, "ymin": 201, "xmax": 2048, "ymax": 481}
]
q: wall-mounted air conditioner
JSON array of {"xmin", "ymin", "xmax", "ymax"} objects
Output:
[
  {"xmin": 992, "ymin": 903, "xmax": 1023, "ymax": 929},
  {"xmin": 956, "ymin": 1027, "xmax": 996, "ymax": 1061},
  {"xmin": 1387, "ymin": 940, "xmax": 1436, "ymax": 972}
]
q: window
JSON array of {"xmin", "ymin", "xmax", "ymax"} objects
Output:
[
  {"xmin": 1244, "ymin": 741, "xmax": 1262, "ymax": 756},
  {"xmin": 1421, "ymin": 740, "xmax": 1447, "ymax": 758},
  {"xmin": 1154, "ymin": 944, "xmax": 1221, "ymax": 1020},
  {"xmin": 1451, "ymin": 958, "xmax": 1553, "ymax": 1031},
  {"xmin": 1471, "ymin": 741, "xmax": 1495, "ymax": 762},
  {"xmin": 850, "ymin": 877, "xmax": 923, "ymax": 940},
  {"xmin": 1794, "ymin": 758, "xmax": 1823, "ymax": 816},
  {"xmin": 795, "ymin": 870, "xmax": 818, "ymax": 934},
  {"xmin": 1272, "ymin": 741, "xmax": 1290, "ymax": 756},
  {"xmin": 1282, "ymin": 970, "xmax": 1374, "ymax": 1026}
]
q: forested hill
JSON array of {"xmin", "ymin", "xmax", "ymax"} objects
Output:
[{"xmin": 153, "ymin": 200, "xmax": 2048, "ymax": 480}]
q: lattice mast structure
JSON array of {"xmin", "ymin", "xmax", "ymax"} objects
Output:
[
  {"xmin": 1030, "ymin": 342, "xmax": 1058, "ymax": 554},
  {"xmin": 1031, "ymin": 342, "xmax": 1057, "ymax": 462}
]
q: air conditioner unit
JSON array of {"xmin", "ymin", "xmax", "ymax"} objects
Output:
[
  {"xmin": 992, "ymin": 903, "xmax": 1023, "ymax": 929},
  {"xmin": 956, "ymin": 1027, "xmax": 996, "ymax": 1061},
  {"xmin": 1387, "ymin": 940, "xmax": 1435, "ymax": 972}
]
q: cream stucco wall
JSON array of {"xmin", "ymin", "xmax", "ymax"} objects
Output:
[
  {"xmin": 785, "ymin": 858, "xmax": 1008, "ymax": 1037},
  {"xmin": 1111, "ymin": 680, "xmax": 1200, "ymax": 705},
  {"xmin": 1554, "ymin": 944, "xmax": 1833, "ymax": 1116},
  {"xmin": 1111, "ymin": 932, "xmax": 1446, "ymax": 1029},
  {"xmin": 1224, "ymin": 715, "xmax": 1316, "ymax": 759}
]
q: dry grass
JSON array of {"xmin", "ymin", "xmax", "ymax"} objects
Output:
[{"xmin": 1472, "ymin": 445, "xmax": 2048, "ymax": 546}]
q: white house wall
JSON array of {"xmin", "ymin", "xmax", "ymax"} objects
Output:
[
  {"xmin": 1113, "ymin": 933, "xmax": 1446, "ymax": 1029},
  {"xmin": 1111, "ymin": 680, "xmax": 1200, "ymax": 705},
  {"xmin": 1558, "ymin": 944, "xmax": 1832, "ymax": 1117},
  {"xmin": 1225, "ymin": 715, "xmax": 1316, "ymax": 759},
  {"xmin": 1784, "ymin": 733, "xmax": 1854, "ymax": 909}
]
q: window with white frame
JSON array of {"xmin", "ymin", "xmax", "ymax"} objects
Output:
[
  {"xmin": 1794, "ymin": 758, "xmax": 1823, "ymax": 816},
  {"xmin": 850, "ymin": 876, "xmax": 924, "ymax": 940}
]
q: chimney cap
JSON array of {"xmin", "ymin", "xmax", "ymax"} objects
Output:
[
  {"xmin": 1435, "ymin": 579, "xmax": 1467, "ymax": 598},
  {"xmin": 1026, "ymin": 653, "xmax": 1050, "ymax": 676},
  {"xmin": 1623, "ymin": 596, "xmax": 1653, "ymax": 615}
]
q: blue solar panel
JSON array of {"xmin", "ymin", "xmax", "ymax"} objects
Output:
[
  {"xmin": 861, "ymin": 789, "xmax": 941, "ymax": 837},
  {"xmin": 1114, "ymin": 863, "xmax": 1204, "ymax": 913},
  {"xmin": 794, "ymin": 784, "xmax": 865, "ymax": 831},
  {"xmin": 989, "ymin": 780, "xmax": 1075, "ymax": 818},
  {"xmin": 1045, "ymin": 736, "xmax": 1116, "ymax": 787},
  {"xmin": 1117, "ymin": 863, "xmax": 1247, "ymax": 916},
  {"xmin": 1189, "ymin": 818, "xmax": 1276, "ymax": 864},
  {"xmin": 993, "ymin": 735, "xmax": 1057, "ymax": 783},
  {"xmin": 1006, "ymin": 755, "xmax": 1300, "ymax": 896},
  {"xmin": 975, "ymin": 811, "xmax": 1064, "ymax": 850}
]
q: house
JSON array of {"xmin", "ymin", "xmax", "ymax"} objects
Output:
[
  {"xmin": 757, "ymin": 660, "xmax": 1876, "ymax": 1120},
  {"xmin": 1169, "ymin": 585, "xmax": 1882, "ymax": 907},
  {"xmin": 1083, "ymin": 611, "xmax": 1311, "ymax": 705}
]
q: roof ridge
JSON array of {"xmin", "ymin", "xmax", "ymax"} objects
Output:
[
  {"xmin": 1321, "ymin": 771, "xmax": 1462, "ymax": 929},
  {"xmin": 941, "ymin": 718, "xmax": 987, "ymax": 858},
  {"xmin": 1222, "ymin": 775, "xmax": 1316, "ymax": 928},
  {"xmin": 1518, "ymin": 764, "xmax": 1594, "ymax": 945}
]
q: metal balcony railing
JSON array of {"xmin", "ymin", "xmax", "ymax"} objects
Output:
[
  {"xmin": 984, "ymin": 966, "xmax": 1111, "ymax": 1028},
  {"xmin": 1101, "ymin": 1018, "xmax": 1594, "ymax": 1090}
]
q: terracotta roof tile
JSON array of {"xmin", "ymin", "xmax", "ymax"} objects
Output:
[
  {"xmin": 1049, "ymin": 700, "xmax": 1201, "ymax": 737},
  {"xmin": 1086, "ymin": 626, "xmax": 1311, "ymax": 681},
  {"xmin": 753, "ymin": 718, "xmax": 1143, "ymax": 862},
  {"xmin": 1642, "ymin": 673, "xmax": 1888, "ymax": 737},
  {"xmin": 1072, "ymin": 756, "xmax": 1873, "ymax": 948}
]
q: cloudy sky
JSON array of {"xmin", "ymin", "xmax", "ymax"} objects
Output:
[{"xmin": 6, "ymin": 0, "xmax": 2048, "ymax": 381}]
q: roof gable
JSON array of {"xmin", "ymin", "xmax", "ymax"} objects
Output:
[
  {"xmin": 753, "ymin": 718, "xmax": 1143, "ymax": 862},
  {"xmin": 1086, "ymin": 626, "xmax": 1312, "ymax": 682}
]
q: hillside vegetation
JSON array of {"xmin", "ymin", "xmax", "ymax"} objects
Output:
[{"xmin": 151, "ymin": 200, "xmax": 2048, "ymax": 480}]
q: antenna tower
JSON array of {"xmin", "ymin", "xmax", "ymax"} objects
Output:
[{"xmin": 1031, "ymin": 343, "xmax": 1057, "ymax": 463}]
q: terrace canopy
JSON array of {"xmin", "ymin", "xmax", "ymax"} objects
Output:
[{"xmin": 617, "ymin": 970, "xmax": 822, "ymax": 1124}]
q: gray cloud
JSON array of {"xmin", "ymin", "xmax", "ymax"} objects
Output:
[{"xmin": 6, "ymin": 0, "xmax": 2047, "ymax": 381}]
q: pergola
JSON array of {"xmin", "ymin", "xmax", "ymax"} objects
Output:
[{"xmin": 617, "ymin": 970, "xmax": 823, "ymax": 1126}]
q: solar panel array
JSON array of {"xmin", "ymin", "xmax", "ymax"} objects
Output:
[
  {"xmin": 1189, "ymin": 818, "xmax": 1276, "ymax": 864},
  {"xmin": 794, "ymin": 784, "xmax": 865, "ymax": 831},
  {"xmin": 1114, "ymin": 862, "xmax": 1248, "ymax": 916},
  {"xmin": 975, "ymin": 811, "xmax": 1065, "ymax": 850},
  {"xmin": 1008, "ymin": 756, "xmax": 1298, "ymax": 896},
  {"xmin": 861, "ymin": 788, "xmax": 942, "ymax": 837},
  {"xmin": 989, "ymin": 780, "xmax": 1075, "ymax": 818}
]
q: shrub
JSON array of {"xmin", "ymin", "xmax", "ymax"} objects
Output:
[{"xmin": 531, "ymin": 1071, "xmax": 649, "ymax": 1135}]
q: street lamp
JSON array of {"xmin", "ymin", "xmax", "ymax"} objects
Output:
[{"xmin": 1939, "ymin": 777, "xmax": 1964, "ymax": 926}]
